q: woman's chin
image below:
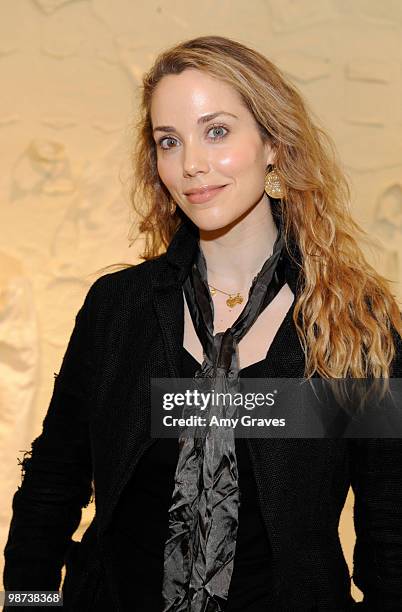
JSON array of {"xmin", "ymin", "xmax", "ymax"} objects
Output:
[
  {"xmin": 190, "ymin": 216, "xmax": 236, "ymax": 234},
  {"xmin": 180, "ymin": 207, "xmax": 237, "ymax": 232}
]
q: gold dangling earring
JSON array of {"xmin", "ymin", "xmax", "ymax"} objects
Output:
[
  {"xmin": 264, "ymin": 164, "xmax": 285, "ymax": 199},
  {"xmin": 168, "ymin": 199, "xmax": 177, "ymax": 215}
]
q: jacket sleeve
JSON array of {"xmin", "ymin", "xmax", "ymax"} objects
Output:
[
  {"xmin": 2, "ymin": 282, "xmax": 99, "ymax": 595},
  {"xmin": 350, "ymin": 437, "xmax": 402, "ymax": 610},
  {"xmin": 349, "ymin": 328, "xmax": 402, "ymax": 610}
]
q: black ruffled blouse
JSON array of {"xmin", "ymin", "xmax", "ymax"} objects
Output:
[{"xmin": 111, "ymin": 345, "xmax": 277, "ymax": 612}]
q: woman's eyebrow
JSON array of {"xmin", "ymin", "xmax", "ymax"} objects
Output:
[{"xmin": 153, "ymin": 111, "xmax": 238, "ymax": 134}]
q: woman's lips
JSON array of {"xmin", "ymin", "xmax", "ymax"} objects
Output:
[{"xmin": 185, "ymin": 184, "xmax": 228, "ymax": 204}]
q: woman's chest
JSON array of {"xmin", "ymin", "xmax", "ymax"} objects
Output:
[{"xmin": 183, "ymin": 282, "xmax": 295, "ymax": 370}]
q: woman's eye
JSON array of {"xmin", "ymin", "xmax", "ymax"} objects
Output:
[
  {"xmin": 158, "ymin": 137, "xmax": 178, "ymax": 150},
  {"xmin": 158, "ymin": 125, "xmax": 229, "ymax": 150},
  {"xmin": 207, "ymin": 125, "xmax": 228, "ymax": 140}
]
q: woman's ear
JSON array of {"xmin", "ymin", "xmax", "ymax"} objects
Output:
[{"xmin": 264, "ymin": 140, "xmax": 277, "ymax": 167}]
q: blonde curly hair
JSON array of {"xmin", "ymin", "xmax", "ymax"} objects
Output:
[{"xmin": 118, "ymin": 35, "xmax": 402, "ymax": 380}]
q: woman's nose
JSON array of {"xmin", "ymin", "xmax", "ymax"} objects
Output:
[{"xmin": 182, "ymin": 142, "xmax": 210, "ymax": 176}]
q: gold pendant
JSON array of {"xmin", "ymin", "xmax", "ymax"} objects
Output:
[
  {"xmin": 264, "ymin": 167, "xmax": 285, "ymax": 199},
  {"xmin": 226, "ymin": 293, "xmax": 243, "ymax": 308}
]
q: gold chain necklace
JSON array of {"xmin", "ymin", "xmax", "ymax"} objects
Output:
[
  {"xmin": 208, "ymin": 284, "xmax": 244, "ymax": 309},
  {"xmin": 207, "ymin": 249, "xmax": 274, "ymax": 309}
]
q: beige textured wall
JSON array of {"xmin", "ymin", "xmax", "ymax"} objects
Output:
[{"xmin": 1, "ymin": 0, "xmax": 402, "ymax": 601}]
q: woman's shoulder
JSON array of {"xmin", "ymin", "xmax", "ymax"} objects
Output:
[
  {"xmin": 88, "ymin": 256, "xmax": 167, "ymax": 300},
  {"xmin": 77, "ymin": 257, "xmax": 169, "ymax": 323}
]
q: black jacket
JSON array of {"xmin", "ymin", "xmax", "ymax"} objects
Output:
[{"xmin": 3, "ymin": 217, "xmax": 402, "ymax": 611}]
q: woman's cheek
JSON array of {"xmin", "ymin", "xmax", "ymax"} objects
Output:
[
  {"xmin": 157, "ymin": 161, "xmax": 175, "ymax": 193},
  {"xmin": 215, "ymin": 147, "xmax": 256, "ymax": 174}
]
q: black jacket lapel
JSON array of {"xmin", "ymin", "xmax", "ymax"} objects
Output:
[{"xmin": 98, "ymin": 211, "xmax": 306, "ymax": 543}]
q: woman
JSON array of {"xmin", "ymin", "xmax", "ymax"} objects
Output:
[{"xmin": 3, "ymin": 35, "xmax": 402, "ymax": 612}]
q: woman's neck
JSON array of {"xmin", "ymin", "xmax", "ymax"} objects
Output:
[{"xmin": 199, "ymin": 195, "xmax": 279, "ymax": 293}]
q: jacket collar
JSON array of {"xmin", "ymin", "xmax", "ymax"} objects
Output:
[{"xmin": 160, "ymin": 201, "xmax": 303, "ymax": 297}]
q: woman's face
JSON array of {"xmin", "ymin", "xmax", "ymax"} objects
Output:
[{"xmin": 150, "ymin": 68, "xmax": 275, "ymax": 232}]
